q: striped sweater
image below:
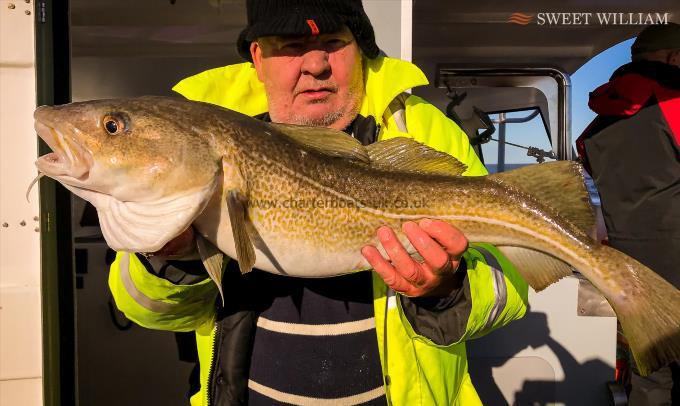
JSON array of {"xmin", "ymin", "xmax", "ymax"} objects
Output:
[{"xmin": 246, "ymin": 271, "xmax": 387, "ymax": 405}]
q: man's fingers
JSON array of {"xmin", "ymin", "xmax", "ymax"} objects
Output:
[
  {"xmin": 361, "ymin": 245, "xmax": 414, "ymax": 294},
  {"xmin": 402, "ymin": 221, "xmax": 450, "ymax": 271},
  {"xmin": 364, "ymin": 222, "xmax": 468, "ymax": 297},
  {"xmin": 418, "ymin": 219, "xmax": 468, "ymax": 260},
  {"xmin": 376, "ymin": 226, "xmax": 426, "ymax": 286}
]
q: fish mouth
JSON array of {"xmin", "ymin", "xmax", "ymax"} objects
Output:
[{"xmin": 34, "ymin": 119, "xmax": 93, "ymax": 184}]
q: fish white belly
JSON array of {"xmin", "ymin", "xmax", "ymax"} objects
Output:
[
  {"xmin": 194, "ymin": 205, "xmax": 377, "ymax": 277},
  {"xmin": 253, "ymin": 237, "xmax": 373, "ymax": 277},
  {"xmin": 246, "ymin": 222, "xmax": 421, "ymax": 277}
]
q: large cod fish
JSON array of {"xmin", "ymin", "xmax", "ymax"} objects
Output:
[{"xmin": 33, "ymin": 96, "xmax": 679, "ymax": 375}]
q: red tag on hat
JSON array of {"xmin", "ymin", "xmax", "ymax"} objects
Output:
[{"xmin": 306, "ymin": 19, "xmax": 320, "ymax": 35}]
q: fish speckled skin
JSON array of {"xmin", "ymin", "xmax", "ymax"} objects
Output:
[{"xmin": 33, "ymin": 96, "xmax": 679, "ymax": 375}]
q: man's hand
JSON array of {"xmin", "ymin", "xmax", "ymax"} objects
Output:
[{"xmin": 361, "ymin": 219, "xmax": 468, "ymax": 298}]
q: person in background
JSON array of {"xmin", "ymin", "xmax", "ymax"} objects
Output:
[
  {"xmin": 577, "ymin": 22, "xmax": 680, "ymax": 406},
  {"xmin": 109, "ymin": 1, "xmax": 528, "ymax": 405}
]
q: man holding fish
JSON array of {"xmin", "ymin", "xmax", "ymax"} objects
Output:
[
  {"xmin": 109, "ymin": 0, "xmax": 528, "ymax": 404},
  {"xmin": 32, "ymin": 0, "xmax": 679, "ymax": 405}
]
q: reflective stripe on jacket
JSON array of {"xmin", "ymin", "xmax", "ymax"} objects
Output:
[{"xmin": 109, "ymin": 56, "xmax": 528, "ymax": 405}]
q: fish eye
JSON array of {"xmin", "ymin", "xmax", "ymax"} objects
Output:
[
  {"xmin": 102, "ymin": 114, "xmax": 127, "ymax": 135},
  {"xmin": 105, "ymin": 119, "xmax": 118, "ymax": 134}
]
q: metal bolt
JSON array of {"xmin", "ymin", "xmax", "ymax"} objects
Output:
[
  {"xmin": 8, "ymin": 3, "xmax": 16, "ymax": 9},
  {"xmin": 19, "ymin": 220, "xmax": 26, "ymax": 226},
  {"xmin": 2, "ymin": 223, "xmax": 8, "ymax": 228},
  {"xmin": 25, "ymin": 9, "xmax": 30, "ymax": 15},
  {"xmin": 33, "ymin": 216, "xmax": 39, "ymax": 221},
  {"xmin": 34, "ymin": 227, "xmax": 40, "ymax": 232},
  {"xmin": 25, "ymin": 0, "xmax": 30, "ymax": 3}
]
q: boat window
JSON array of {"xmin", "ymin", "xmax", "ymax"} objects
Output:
[{"xmin": 479, "ymin": 108, "xmax": 555, "ymax": 173}]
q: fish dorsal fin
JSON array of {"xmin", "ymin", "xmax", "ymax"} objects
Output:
[
  {"xmin": 270, "ymin": 123, "xmax": 370, "ymax": 164},
  {"xmin": 489, "ymin": 161, "xmax": 595, "ymax": 234},
  {"xmin": 366, "ymin": 137, "xmax": 467, "ymax": 176},
  {"xmin": 496, "ymin": 246, "xmax": 574, "ymax": 292}
]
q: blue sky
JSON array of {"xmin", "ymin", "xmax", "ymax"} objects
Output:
[
  {"xmin": 483, "ymin": 38, "xmax": 634, "ymax": 168},
  {"xmin": 571, "ymin": 38, "xmax": 634, "ymax": 140}
]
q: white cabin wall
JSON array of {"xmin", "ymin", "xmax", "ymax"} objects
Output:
[
  {"xmin": 364, "ymin": 0, "xmax": 412, "ymax": 61},
  {"xmin": 0, "ymin": 1, "xmax": 43, "ymax": 405}
]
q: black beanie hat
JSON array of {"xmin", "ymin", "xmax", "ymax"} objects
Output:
[
  {"xmin": 237, "ymin": 0, "xmax": 380, "ymax": 61},
  {"xmin": 631, "ymin": 22, "xmax": 680, "ymax": 56}
]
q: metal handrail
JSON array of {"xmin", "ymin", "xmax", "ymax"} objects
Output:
[{"xmin": 492, "ymin": 109, "xmax": 540, "ymax": 124}]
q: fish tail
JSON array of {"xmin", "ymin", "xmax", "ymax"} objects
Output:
[{"xmin": 599, "ymin": 246, "xmax": 680, "ymax": 376}]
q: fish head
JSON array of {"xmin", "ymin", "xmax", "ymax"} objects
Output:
[
  {"xmin": 33, "ymin": 96, "xmax": 224, "ymax": 252},
  {"xmin": 34, "ymin": 96, "xmax": 221, "ymax": 201}
]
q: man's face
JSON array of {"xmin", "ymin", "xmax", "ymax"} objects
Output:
[{"xmin": 250, "ymin": 26, "xmax": 364, "ymax": 130}]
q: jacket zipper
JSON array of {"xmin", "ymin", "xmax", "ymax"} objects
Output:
[
  {"xmin": 383, "ymin": 288, "xmax": 392, "ymax": 404},
  {"xmin": 206, "ymin": 321, "xmax": 222, "ymax": 406}
]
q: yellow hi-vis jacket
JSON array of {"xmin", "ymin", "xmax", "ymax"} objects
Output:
[{"xmin": 109, "ymin": 56, "xmax": 528, "ymax": 405}]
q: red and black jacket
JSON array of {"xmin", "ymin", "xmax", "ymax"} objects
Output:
[{"xmin": 576, "ymin": 60, "xmax": 680, "ymax": 288}]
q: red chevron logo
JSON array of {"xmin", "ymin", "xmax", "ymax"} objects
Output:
[{"xmin": 508, "ymin": 12, "xmax": 534, "ymax": 25}]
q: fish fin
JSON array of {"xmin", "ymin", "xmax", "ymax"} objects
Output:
[
  {"xmin": 270, "ymin": 123, "xmax": 370, "ymax": 164},
  {"xmin": 226, "ymin": 190, "xmax": 256, "ymax": 275},
  {"xmin": 244, "ymin": 220, "xmax": 288, "ymax": 275},
  {"xmin": 496, "ymin": 246, "xmax": 573, "ymax": 291},
  {"xmin": 489, "ymin": 161, "xmax": 596, "ymax": 234},
  {"xmin": 598, "ymin": 246, "xmax": 680, "ymax": 376},
  {"xmin": 195, "ymin": 233, "xmax": 226, "ymax": 305},
  {"xmin": 366, "ymin": 137, "xmax": 467, "ymax": 176}
]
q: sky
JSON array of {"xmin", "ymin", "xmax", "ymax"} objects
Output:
[
  {"xmin": 482, "ymin": 38, "xmax": 634, "ymax": 169},
  {"xmin": 572, "ymin": 38, "xmax": 634, "ymax": 141}
]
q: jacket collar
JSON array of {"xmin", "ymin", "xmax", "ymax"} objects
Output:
[{"xmin": 172, "ymin": 56, "xmax": 429, "ymax": 118}]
